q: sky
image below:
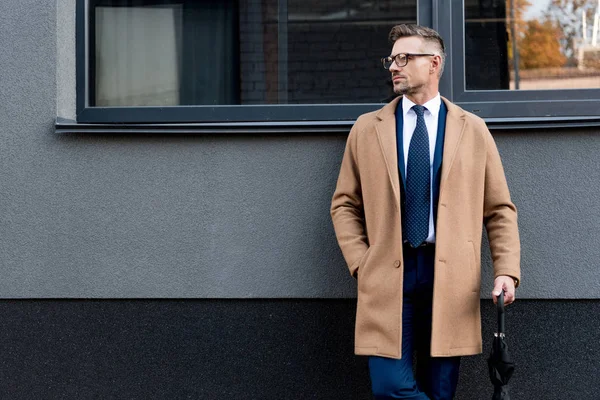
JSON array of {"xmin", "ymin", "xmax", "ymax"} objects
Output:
[
  {"xmin": 524, "ymin": 0, "xmax": 600, "ymax": 20},
  {"xmin": 523, "ymin": 0, "xmax": 550, "ymax": 20}
]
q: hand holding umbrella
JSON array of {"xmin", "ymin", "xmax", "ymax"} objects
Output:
[{"xmin": 488, "ymin": 291, "xmax": 515, "ymax": 400}]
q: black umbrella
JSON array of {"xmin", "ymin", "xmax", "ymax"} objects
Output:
[{"xmin": 488, "ymin": 291, "xmax": 515, "ymax": 400}]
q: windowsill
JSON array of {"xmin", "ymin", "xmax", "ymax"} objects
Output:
[
  {"xmin": 55, "ymin": 117, "xmax": 355, "ymax": 134},
  {"xmin": 55, "ymin": 116, "xmax": 600, "ymax": 134}
]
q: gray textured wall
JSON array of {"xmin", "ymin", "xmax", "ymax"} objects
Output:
[{"xmin": 0, "ymin": 0, "xmax": 598, "ymax": 299}]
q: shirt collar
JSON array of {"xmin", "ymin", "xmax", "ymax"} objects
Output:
[{"xmin": 402, "ymin": 93, "xmax": 441, "ymax": 119}]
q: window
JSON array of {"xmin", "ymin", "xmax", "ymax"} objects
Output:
[
  {"xmin": 444, "ymin": 0, "xmax": 600, "ymax": 122},
  {"xmin": 465, "ymin": 0, "xmax": 600, "ymax": 91},
  {"xmin": 92, "ymin": 0, "xmax": 240, "ymax": 107},
  {"xmin": 74, "ymin": 0, "xmax": 600, "ymax": 127},
  {"xmin": 77, "ymin": 0, "xmax": 418, "ymax": 123}
]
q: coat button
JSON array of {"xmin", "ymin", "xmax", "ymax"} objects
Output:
[{"xmin": 394, "ymin": 260, "xmax": 401, "ymax": 268}]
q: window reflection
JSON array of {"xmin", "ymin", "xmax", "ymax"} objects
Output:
[
  {"xmin": 465, "ymin": 0, "xmax": 600, "ymax": 91},
  {"xmin": 91, "ymin": 0, "xmax": 417, "ymax": 107}
]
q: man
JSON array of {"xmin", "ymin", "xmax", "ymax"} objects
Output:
[{"xmin": 330, "ymin": 24, "xmax": 520, "ymax": 399}]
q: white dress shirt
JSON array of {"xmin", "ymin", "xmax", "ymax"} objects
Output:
[{"xmin": 401, "ymin": 93, "xmax": 442, "ymax": 243}]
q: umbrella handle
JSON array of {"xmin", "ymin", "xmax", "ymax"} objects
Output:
[{"xmin": 497, "ymin": 290, "xmax": 505, "ymax": 335}]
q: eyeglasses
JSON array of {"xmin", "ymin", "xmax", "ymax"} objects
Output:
[{"xmin": 381, "ymin": 53, "xmax": 435, "ymax": 69}]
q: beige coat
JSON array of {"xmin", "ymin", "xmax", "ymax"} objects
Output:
[{"xmin": 330, "ymin": 96, "xmax": 520, "ymax": 359}]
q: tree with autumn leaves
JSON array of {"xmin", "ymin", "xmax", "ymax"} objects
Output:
[
  {"xmin": 507, "ymin": 0, "xmax": 567, "ymax": 69},
  {"xmin": 518, "ymin": 19, "xmax": 567, "ymax": 69}
]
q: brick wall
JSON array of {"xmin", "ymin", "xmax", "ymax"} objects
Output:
[{"xmin": 239, "ymin": 0, "xmax": 416, "ymax": 104}]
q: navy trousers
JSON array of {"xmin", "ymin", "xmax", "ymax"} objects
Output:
[{"xmin": 369, "ymin": 244, "xmax": 461, "ymax": 400}]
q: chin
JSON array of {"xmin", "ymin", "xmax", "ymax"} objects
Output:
[{"xmin": 395, "ymin": 86, "xmax": 411, "ymax": 95}]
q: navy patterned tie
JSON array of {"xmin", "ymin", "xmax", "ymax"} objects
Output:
[{"xmin": 404, "ymin": 105, "xmax": 430, "ymax": 247}]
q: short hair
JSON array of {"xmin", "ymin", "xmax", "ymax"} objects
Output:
[{"xmin": 388, "ymin": 24, "xmax": 446, "ymax": 76}]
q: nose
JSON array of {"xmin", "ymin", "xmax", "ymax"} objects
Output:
[{"xmin": 389, "ymin": 62, "xmax": 400, "ymax": 74}]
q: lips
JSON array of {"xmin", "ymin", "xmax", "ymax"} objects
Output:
[{"xmin": 392, "ymin": 75, "xmax": 405, "ymax": 82}]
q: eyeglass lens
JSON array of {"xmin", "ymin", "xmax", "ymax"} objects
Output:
[{"xmin": 383, "ymin": 54, "xmax": 408, "ymax": 69}]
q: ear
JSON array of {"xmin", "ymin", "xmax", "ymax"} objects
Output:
[{"xmin": 430, "ymin": 55, "xmax": 441, "ymax": 74}]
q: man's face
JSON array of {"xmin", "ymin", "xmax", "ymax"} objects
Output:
[{"xmin": 388, "ymin": 36, "xmax": 436, "ymax": 96}]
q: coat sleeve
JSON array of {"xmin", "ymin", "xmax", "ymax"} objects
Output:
[
  {"xmin": 330, "ymin": 122, "xmax": 369, "ymax": 278},
  {"xmin": 482, "ymin": 125, "xmax": 521, "ymax": 286}
]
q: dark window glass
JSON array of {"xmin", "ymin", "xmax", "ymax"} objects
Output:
[
  {"xmin": 465, "ymin": 0, "xmax": 600, "ymax": 91},
  {"xmin": 284, "ymin": 0, "xmax": 416, "ymax": 104},
  {"xmin": 89, "ymin": 0, "xmax": 417, "ymax": 107}
]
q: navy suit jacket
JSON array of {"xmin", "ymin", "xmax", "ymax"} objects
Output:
[{"xmin": 395, "ymin": 100, "xmax": 447, "ymax": 227}]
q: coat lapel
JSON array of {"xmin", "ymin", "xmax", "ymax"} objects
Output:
[
  {"xmin": 432, "ymin": 101, "xmax": 447, "ymax": 196},
  {"xmin": 375, "ymin": 97, "xmax": 402, "ymax": 211},
  {"xmin": 396, "ymin": 107, "xmax": 406, "ymax": 190},
  {"xmin": 439, "ymin": 97, "xmax": 467, "ymax": 197}
]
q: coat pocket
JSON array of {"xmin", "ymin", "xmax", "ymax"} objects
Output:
[
  {"xmin": 467, "ymin": 240, "xmax": 481, "ymax": 293},
  {"xmin": 356, "ymin": 245, "xmax": 375, "ymax": 280}
]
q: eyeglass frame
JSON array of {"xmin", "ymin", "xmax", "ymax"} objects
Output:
[{"xmin": 381, "ymin": 53, "xmax": 436, "ymax": 69}]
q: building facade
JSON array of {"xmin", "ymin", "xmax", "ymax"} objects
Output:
[{"xmin": 0, "ymin": 0, "xmax": 599, "ymax": 398}]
